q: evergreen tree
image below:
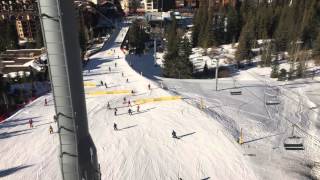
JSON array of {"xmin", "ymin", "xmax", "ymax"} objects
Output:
[
  {"xmin": 235, "ymin": 18, "xmax": 255, "ymax": 66},
  {"xmin": 164, "ymin": 18, "xmax": 193, "ymax": 78},
  {"xmin": 128, "ymin": 20, "xmax": 148, "ymax": 54},
  {"xmin": 278, "ymin": 68, "xmax": 287, "ymax": 81},
  {"xmin": 261, "ymin": 41, "xmax": 272, "ymax": 67},
  {"xmin": 270, "ymin": 58, "xmax": 279, "ymax": 78},
  {"xmin": 225, "ymin": 5, "xmax": 241, "ymax": 43},
  {"xmin": 300, "ymin": 0, "xmax": 320, "ymax": 48},
  {"xmin": 313, "ymin": 32, "xmax": 320, "ymax": 60}
]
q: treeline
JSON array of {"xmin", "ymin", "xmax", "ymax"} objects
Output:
[{"xmin": 192, "ymin": 0, "xmax": 320, "ymax": 68}]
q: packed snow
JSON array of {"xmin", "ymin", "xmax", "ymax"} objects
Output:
[{"xmin": 0, "ymin": 25, "xmax": 259, "ymax": 179}]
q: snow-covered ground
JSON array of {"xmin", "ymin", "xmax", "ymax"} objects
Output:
[
  {"xmin": 161, "ymin": 68, "xmax": 320, "ymax": 180},
  {"xmin": 126, "ymin": 37, "xmax": 320, "ymax": 179},
  {"xmin": 0, "ymin": 25, "xmax": 259, "ymax": 179}
]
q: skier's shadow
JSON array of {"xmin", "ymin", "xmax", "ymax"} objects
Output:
[
  {"xmin": 201, "ymin": 177, "xmax": 210, "ymax": 180},
  {"xmin": 177, "ymin": 132, "xmax": 196, "ymax": 139},
  {"xmin": 118, "ymin": 124, "xmax": 138, "ymax": 131},
  {"xmin": 132, "ymin": 107, "xmax": 156, "ymax": 115}
]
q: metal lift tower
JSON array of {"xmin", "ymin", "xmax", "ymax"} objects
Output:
[{"xmin": 37, "ymin": 0, "xmax": 100, "ymax": 179}]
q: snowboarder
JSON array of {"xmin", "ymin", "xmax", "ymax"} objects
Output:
[
  {"xmin": 148, "ymin": 84, "xmax": 151, "ymax": 90},
  {"xmin": 128, "ymin": 108, "xmax": 133, "ymax": 115},
  {"xmin": 29, "ymin": 118, "xmax": 33, "ymax": 128},
  {"xmin": 113, "ymin": 123, "xmax": 118, "ymax": 131},
  {"xmin": 44, "ymin": 98, "xmax": 47, "ymax": 106},
  {"xmin": 107, "ymin": 102, "xmax": 111, "ymax": 109},
  {"xmin": 114, "ymin": 108, "xmax": 118, "ymax": 116},
  {"xmin": 49, "ymin": 125, "xmax": 53, "ymax": 134},
  {"xmin": 109, "ymin": 67, "xmax": 111, "ymax": 72},
  {"xmin": 100, "ymin": 80, "xmax": 103, "ymax": 86},
  {"xmin": 126, "ymin": 78, "xmax": 129, "ymax": 83},
  {"xmin": 115, "ymin": 62, "xmax": 117, "ymax": 67},
  {"xmin": 137, "ymin": 105, "xmax": 140, "ymax": 112},
  {"xmin": 104, "ymin": 82, "xmax": 108, "ymax": 88},
  {"xmin": 172, "ymin": 130, "xmax": 178, "ymax": 139}
]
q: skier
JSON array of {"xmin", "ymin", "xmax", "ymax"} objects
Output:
[
  {"xmin": 126, "ymin": 78, "xmax": 129, "ymax": 83},
  {"xmin": 137, "ymin": 105, "xmax": 140, "ymax": 112},
  {"xmin": 172, "ymin": 130, "xmax": 178, "ymax": 139},
  {"xmin": 104, "ymin": 82, "xmax": 108, "ymax": 88},
  {"xmin": 44, "ymin": 98, "xmax": 47, "ymax": 106},
  {"xmin": 49, "ymin": 125, "xmax": 53, "ymax": 134},
  {"xmin": 128, "ymin": 108, "xmax": 133, "ymax": 115},
  {"xmin": 113, "ymin": 123, "xmax": 118, "ymax": 131},
  {"xmin": 114, "ymin": 108, "xmax": 118, "ymax": 116},
  {"xmin": 29, "ymin": 118, "xmax": 33, "ymax": 128},
  {"xmin": 109, "ymin": 67, "xmax": 111, "ymax": 72},
  {"xmin": 148, "ymin": 84, "xmax": 151, "ymax": 90},
  {"xmin": 100, "ymin": 80, "xmax": 103, "ymax": 86},
  {"xmin": 107, "ymin": 102, "xmax": 111, "ymax": 109}
]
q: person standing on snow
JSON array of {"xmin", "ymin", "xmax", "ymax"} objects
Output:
[
  {"xmin": 128, "ymin": 100, "xmax": 131, "ymax": 107},
  {"xmin": 100, "ymin": 80, "xmax": 103, "ymax": 86},
  {"xmin": 114, "ymin": 108, "xmax": 118, "ymax": 116},
  {"xmin": 44, "ymin": 98, "xmax": 47, "ymax": 106},
  {"xmin": 172, "ymin": 130, "xmax": 177, "ymax": 138},
  {"xmin": 128, "ymin": 108, "xmax": 133, "ymax": 115},
  {"xmin": 113, "ymin": 123, "xmax": 118, "ymax": 131},
  {"xmin": 104, "ymin": 83, "xmax": 108, "ymax": 88},
  {"xmin": 49, "ymin": 125, "xmax": 53, "ymax": 134},
  {"xmin": 109, "ymin": 67, "xmax": 111, "ymax": 72},
  {"xmin": 137, "ymin": 105, "xmax": 140, "ymax": 112},
  {"xmin": 115, "ymin": 62, "xmax": 117, "ymax": 67},
  {"xmin": 126, "ymin": 78, "xmax": 129, "ymax": 83},
  {"xmin": 29, "ymin": 119, "xmax": 33, "ymax": 128},
  {"xmin": 107, "ymin": 102, "xmax": 111, "ymax": 109},
  {"xmin": 122, "ymin": 72, "xmax": 124, "ymax": 77},
  {"xmin": 148, "ymin": 84, "xmax": 151, "ymax": 90}
]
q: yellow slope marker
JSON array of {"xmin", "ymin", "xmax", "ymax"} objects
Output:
[
  {"xmin": 86, "ymin": 90, "xmax": 132, "ymax": 96},
  {"xmin": 134, "ymin": 96, "xmax": 181, "ymax": 105},
  {"xmin": 84, "ymin": 82, "xmax": 97, "ymax": 87}
]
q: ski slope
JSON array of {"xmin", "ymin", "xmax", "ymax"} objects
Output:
[{"xmin": 0, "ymin": 26, "xmax": 257, "ymax": 179}]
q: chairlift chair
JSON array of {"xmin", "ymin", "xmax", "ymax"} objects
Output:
[
  {"xmin": 283, "ymin": 125, "xmax": 305, "ymax": 151},
  {"xmin": 230, "ymin": 77, "xmax": 242, "ymax": 95},
  {"xmin": 230, "ymin": 90, "xmax": 242, "ymax": 95},
  {"xmin": 266, "ymin": 100, "xmax": 280, "ymax": 105}
]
